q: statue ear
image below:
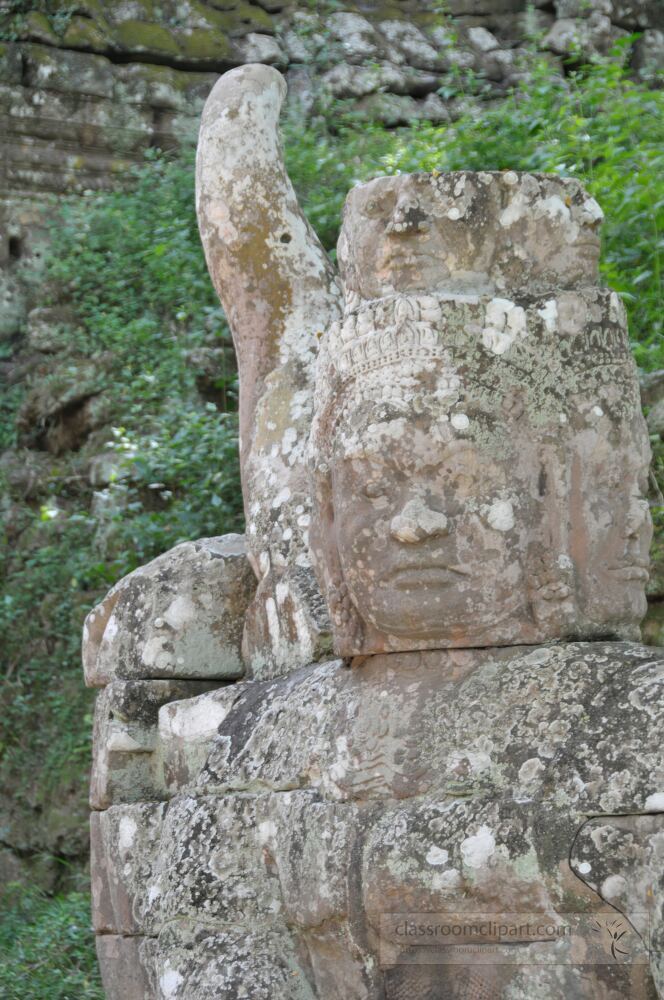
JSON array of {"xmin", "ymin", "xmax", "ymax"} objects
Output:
[
  {"xmin": 309, "ymin": 463, "xmax": 365, "ymax": 656},
  {"xmin": 336, "ymin": 227, "xmax": 356, "ymax": 297}
]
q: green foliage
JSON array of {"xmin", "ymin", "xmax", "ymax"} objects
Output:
[
  {"xmin": 0, "ymin": 886, "xmax": 103, "ymax": 999},
  {"xmin": 0, "ymin": 153, "xmax": 242, "ymax": 903}
]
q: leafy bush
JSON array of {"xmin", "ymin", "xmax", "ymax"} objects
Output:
[{"xmin": 0, "ymin": 886, "xmax": 103, "ymax": 999}]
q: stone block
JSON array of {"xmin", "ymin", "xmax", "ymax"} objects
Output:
[
  {"xmin": 25, "ymin": 305, "xmax": 73, "ymax": 353},
  {"xmin": 0, "ymin": 43, "xmax": 22, "ymax": 85},
  {"xmin": 235, "ymin": 32, "xmax": 288, "ymax": 68},
  {"xmin": 241, "ymin": 565, "xmax": 332, "ymax": 681},
  {"xmin": 90, "ymin": 679, "xmax": 220, "ymax": 809},
  {"xmin": 91, "ymin": 802, "xmax": 166, "ymax": 934},
  {"xmin": 378, "ymin": 19, "xmax": 448, "ymax": 71},
  {"xmin": 96, "ymin": 934, "xmax": 155, "ymax": 1000},
  {"xmin": 544, "ymin": 13, "xmax": 628, "ymax": 56},
  {"xmin": 142, "ymin": 794, "xmax": 282, "ymax": 929},
  {"xmin": 150, "ymin": 922, "xmax": 314, "ymax": 1000},
  {"xmin": 22, "ymin": 44, "xmax": 115, "ymax": 99},
  {"xmin": 633, "ymin": 28, "xmax": 664, "ymax": 77},
  {"xmin": 114, "ymin": 63, "xmax": 217, "ymax": 110},
  {"xmin": 83, "ymin": 534, "xmax": 255, "ymax": 686},
  {"xmin": 158, "ymin": 686, "xmax": 239, "ymax": 793},
  {"xmin": 326, "ymin": 12, "xmax": 380, "ymax": 61}
]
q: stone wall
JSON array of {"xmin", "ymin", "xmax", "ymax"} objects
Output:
[{"xmin": 2, "ymin": 1, "xmax": 662, "ymax": 261}]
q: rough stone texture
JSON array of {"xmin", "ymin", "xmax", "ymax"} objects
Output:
[
  {"xmin": 91, "ymin": 803, "xmax": 166, "ymax": 935},
  {"xmin": 95, "ymin": 934, "xmax": 155, "ymax": 1000},
  {"xmin": 83, "ymin": 534, "xmax": 255, "ymax": 685},
  {"xmin": 86, "ymin": 58, "xmax": 664, "ymax": 1000},
  {"xmin": 92, "ymin": 643, "xmax": 664, "ymax": 997},
  {"xmin": 310, "ymin": 171, "xmax": 651, "ymax": 657},
  {"xmin": 196, "ymin": 65, "xmax": 342, "ymax": 677},
  {"xmin": 90, "ymin": 679, "xmax": 221, "ymax": 809}
]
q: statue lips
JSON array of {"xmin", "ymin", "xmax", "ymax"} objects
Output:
[
  {"xmin": 384, "ymin": 564, "xmax": 471, "ymax": 588},
  {"xmin": 381, "ymin": 245, "xmax": 432, "ymax": 267},
  {"xmin": 608, "ymin": 563, "xmax": 649, "ymax": 582}
]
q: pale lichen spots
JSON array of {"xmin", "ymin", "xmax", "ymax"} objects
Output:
[
  {"xmin": 451, "ymin": 413, "xmax": 469, "ymax": 431},
  {"xmin": 426, "ymin": 845, "xmax": 449, "ymax": 866},
  {"xmin": 460, "ymin": 824, "xmax": 496, "ymax": 869},
  {"xmin": 271, "ymin": 487, "xmax": 291, "ymax": 509},
  {"xmin": 537, "ymin": 195, "xmax": 571, "ymax": 224},
  {"xmin": 537, "ymin": 299, "xmax": 558, "ymax": 333},
  {"xmin": 118, "ymin": 815, "xmax": 137, "ymax": 853},
  {"xmin": 482, "ymin": 498, "xmax": 515, "ymax": 532},
  {"xmin": 160, "ymin": 967, "xmax": 184, "ymax": 999}
]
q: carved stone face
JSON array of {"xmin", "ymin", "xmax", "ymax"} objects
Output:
[
  {"xmin": 310, "ymin": 172, "xmax": 650, "ymax": 656},
  {"xmin": 329, "ymin": 395, "xmax": 535, "ymax": 646},
  {"xmin": 338, "ymin": 172, "xmax": 603, "ymax": 301}
]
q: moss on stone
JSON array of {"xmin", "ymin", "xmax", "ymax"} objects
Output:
[
  {"xmin": 231, "ymin": 1, "xmax": 274, "ymax": 33},
  {"xmin": 113, "ymin": 20, "xmax": 182, "ymax": 56},
  {"xmin": 0, "ymin": 42, "xmax": 22, "ymax": 84},
  {"xmin": 23, "ymin": 11, "xmax": 60, "ymax": 45},
  {"xmin": 62, "ymin": 15, "xmax": 112, "ymax": 52},
  {"xmin": 178, "ymin": 27, "xmax": 233, "ymax": 62},
  {"xmin": 186, "ymin": 1, "xmax": 273, "ymax": 36}
]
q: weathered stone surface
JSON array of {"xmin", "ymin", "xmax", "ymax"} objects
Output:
[
  {"xmin": 24, "ymin": 305, "xmax": 73, "ymax": 353},
  {"xmin": 196, "ymin": 65, "xmax": 341, "ymax": 675},
  {"xmin": 103, "ymin": 643, "xmax": 664, "ymax": 996},
  {"xmin": 87, "ymin": 61, "xmax": 664, "ymax": 1000},
  {"xmin": 571, "ymin": 813, "xmax": 664, "ymax": 995},
  {"xmin": 378, "ymin": 19, "xmax": 448, "ymax": 71},
  {"xmin": 22, "ymin": 44, "xmax": 115, "ymax": 99},
  {"xmin": 91, "ymin": 803, "xmax": 166, "ymax": 934},
  {"xmin": 83, "ymin": 534, "xmax": 254, "ymax": 686},
  {"xmin": 96, "ymin": 934, "xmax": 156, "ymax": 1000},
  {"xmin": 143, "ymin": 794, "xmax": 281, "ymax": 929},
  {"xmin": 544, "ymin": 13, "xmax": 627, "ymax": 57},
  {"xmin": 90, "ymin": 679, "xmax": 220, "ymax": 809},
  {"xmin": 158, "ymin": 686, "xmax": 239, "ymax": 793},
  {"xmin": 310, "ymin": 171, "xmax": 650, "ymax": 657},
  {"xmin": 150, "ymin": 922, "xmax": 315, "ymax": 999},
  {"xmin": 327, "ymin": 12, "xmax": 380, "ymax": 62},
  {"xmin": 241, "ymin": 563, "xmax": 333, "ymax": 680},
  {"xmin": 633, "ymin": 29, "xmax": 664, "ymax": 78},
  {"xmin": 198, "ymin": 644, "xmax": 664, "ymax": 812}
]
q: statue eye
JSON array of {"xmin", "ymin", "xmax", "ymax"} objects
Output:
[{"xmin": 364, "ymin": 198, "xmax": 380, "ymax": 216}]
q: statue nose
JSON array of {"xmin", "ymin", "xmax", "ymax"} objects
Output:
[
  {"xmin": 625, "ymin": 497, "xmax": 649, "ymax": 538},
  {"xmin": 390, "ymin": 497, "xmax": 449, "ymax": 544}
]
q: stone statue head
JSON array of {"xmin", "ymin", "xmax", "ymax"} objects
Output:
[{"xmin": 309, "ymin": 171, "xmax": 651, "ymax": 657}]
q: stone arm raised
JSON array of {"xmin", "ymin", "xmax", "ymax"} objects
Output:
[{"xmin": 195, "ymin": 63, "xmax": 341, "ymax": 473}]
